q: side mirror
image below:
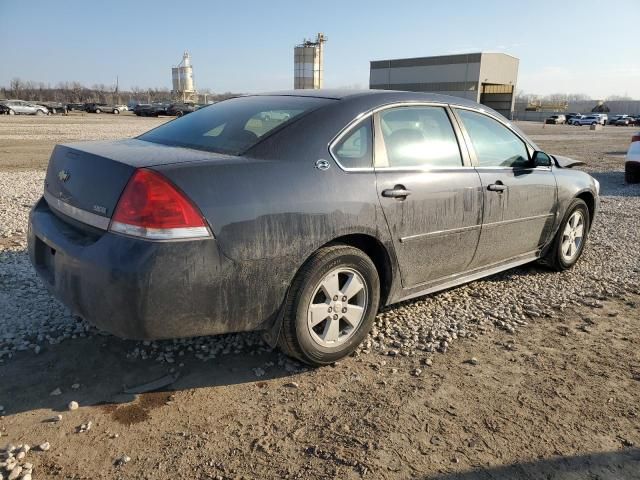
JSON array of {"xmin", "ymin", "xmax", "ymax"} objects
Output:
[{"xmin": 532, "ymin": 151, "xmax": 552, "ymax": 167}]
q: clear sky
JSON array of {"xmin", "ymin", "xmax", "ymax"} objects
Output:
[{"xmin": 1, "ymin": 0, "xmax": 639, "ymax": 98}]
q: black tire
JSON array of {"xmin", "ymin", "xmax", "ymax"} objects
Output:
[
  {"xmin": 95, "ymin": 108, "xmax": 101, "ymax": 114},
  {"xmin": 176, "ymin": 111, "xmax": 183, "ymax": 117},
  {"xmin": 626, "ymin": 161, "xmax": 640, "ymax": 184},
  {"xmin": 113, "ymin": 109, "xmax": 119, "ymax": 114},
  {"xmin": 278, "ymin": 244, "xmax": 380, "ymax": 366},
  {"xmin": 8, "ymin": 109, "xmax": 15, "ymax": 115},
  {"xmin": 540, "ymin": 198, "xmax": 590, "ymax": 271}
]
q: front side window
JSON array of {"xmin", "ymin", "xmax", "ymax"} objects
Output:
[
  {"xmin": 332, "ymin": 118, "xmax": 373, "ymax": 169},
  {"xmin": 378, "ymin": 106, "xmax": 462, "ymax": 168},
  {"xmin": 456, "ymin": 109, "xmax": 530, "ymax": 168},
  {"xmin": 139, "ymin": 95, "xmax": 333, "ymax": 155}
]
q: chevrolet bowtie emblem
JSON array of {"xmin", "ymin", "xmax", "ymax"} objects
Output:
[{"xmin": 58, "ymin": 170, "xmax": 70, "ymax": 182}]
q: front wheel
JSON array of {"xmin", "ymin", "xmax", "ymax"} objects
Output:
[
  {"xmin": 8, "ymin": 109, "xmax": 15, "ymax": 115},
  {"xmin": 540, "ymin": 198, "xmax": 590, "ymax": 271},
  {"xmin": 35, "ymin": 109, "xmax": 44, "ymax": 116},
  {"xmin": 95, "ymin": 108, "xmax": 101, "ymax": 114},
  {"xmin": 278, "ymin": 245, "xmax": 380, "ymax": 366}
]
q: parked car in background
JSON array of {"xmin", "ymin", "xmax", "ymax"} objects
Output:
[
  {"xmin": 609, "ymin": 114, "xmax": 629, "ymax": 124},
  {"xmin": 85, "ymin": 103, "xmax": 126, "ymax": 114},
  {"xmin": 565, "ymin": 113, "xmax": 581, "ymax": 124},
  {"xmin": 38, "ymin": 102, "xmax": 68, "ymax": 115},
  {"xmin": 166, "ymin": 103, "xmax": 200, "ymax": 117},
  {"xmin": 134, "ymin": 103, "xmax": 170, "ymax": 117},
  {"xmin": 615, "ymin": 116, "xmax": 638, "ymax": 126},
  {"xmin": 1, "ymin": 100, "xmax": 49, "ymax": 115},
  {"xmin": 545, "ymin": 114, "xmax": 566, "ymax": 124},
  {"xmin": 28, "ymin": 90, "xmax": 600, "ymax": 365},
  {"xmin": 66, "ymin": 103, "xmax": 86, "ymax": 111},
  {"xmin": 570, "ymin": 115, "xmax": 603, "ymax": 126},
  {"xmin": 591, "ymin": 113, "xmax": 608, "ymax": 125}
]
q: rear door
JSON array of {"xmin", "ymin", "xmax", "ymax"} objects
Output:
[
  {"xmin": 372, "ymin": 105, "xmax": 483, "ymax": 288},
  {"xmin": 453, "ymin": 108, "xmax": 557, "ymax": 268}
]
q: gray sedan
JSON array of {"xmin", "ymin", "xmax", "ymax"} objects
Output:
[
  {"xmin": 2, "ymin": 99, "xmax": 49, "ymax": 115},
  {"xmin": 28, "ymin": 90, "xmax": 599, "ymax": 365}
]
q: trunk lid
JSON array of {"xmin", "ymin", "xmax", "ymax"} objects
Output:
[{"xmin": 44, "ymin": 139, "xmax": 234, "ymax": 223}]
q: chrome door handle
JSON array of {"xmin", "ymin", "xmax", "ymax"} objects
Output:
[
  {"xmin": 382, "ymin": 186, "xmax": 411, "ymax": 199},
  {"xmin": 487, "ymin": 183, "xmax": 507, "ymax": 192}
]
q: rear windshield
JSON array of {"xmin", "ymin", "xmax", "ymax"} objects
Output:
[{"xmin": 139, "ymin": 95, "xmax": 333, "ymax": 155}]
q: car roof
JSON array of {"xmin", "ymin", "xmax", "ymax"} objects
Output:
[{"xmin": 253, "ymin": 89, "xmax": 484, "ymax": 109}]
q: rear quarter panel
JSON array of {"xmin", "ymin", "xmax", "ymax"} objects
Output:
[{"xmin": 153, "ymin": 153, "xmax": 395, "ymax": 328}]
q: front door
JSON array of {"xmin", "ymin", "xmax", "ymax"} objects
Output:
[
  {"xmin": 453, "ymin": 108, "xmax": 557, "ymax": 268},
  {"xmin": 374, "ymin": 105, "xmax": 483, "ymax": 288}
]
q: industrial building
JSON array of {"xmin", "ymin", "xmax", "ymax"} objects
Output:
[
  {"xmin": 172, "ymin": 51, "xmax": 196, "ymax": 102},
  {"xmin": 370, "ymin": 52, "xmax": 519, "ymax": 118},
  {"xmin": 294, "ymin": 33, "xmax": 327, "ymax": 89}
]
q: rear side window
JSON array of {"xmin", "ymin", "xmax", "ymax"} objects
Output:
[
  {"xmin": 139, "ymin": 96, "xmax": 332, "ymax": 155},
  {"xmin": 456, "ymin": 109, "xmax": 530, "ymax": 168},
  {"xmin": 332, "ymin": 118, "xmax": 373, "ymax": 169},
  {"xmin": 378, "ymin": 106, "xmax": 462, "ymax": 168}
]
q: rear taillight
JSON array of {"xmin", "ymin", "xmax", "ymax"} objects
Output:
[{"xmin": 109, "ymin": 169, "xmax": 210, "ymax": 240}]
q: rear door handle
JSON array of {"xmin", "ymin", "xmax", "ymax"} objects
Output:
[
  {"xmin": 382, "ymin": 186, "xmax": 411, "ymax": 199},
  {"xmin": 487, "ymin": 183, "xmax": 507, "ymax": 192}
]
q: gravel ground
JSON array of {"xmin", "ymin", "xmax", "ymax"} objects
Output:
[{"xmin": 0, "ymin": 118, "xmax": 639, "ymax": 479}]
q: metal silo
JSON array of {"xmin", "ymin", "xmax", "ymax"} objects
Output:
[
  {"xmin": 294, "ymin": 33, "xmax": 327, "ymax": 89},
  {"xmin": 172, "ymin": 51, "xmax": 196, "ymax": 102}
]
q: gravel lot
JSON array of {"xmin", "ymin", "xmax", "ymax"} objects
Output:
[{"xmin": 0, "ymin": 116, "xmax": 639, "ymax": 479}]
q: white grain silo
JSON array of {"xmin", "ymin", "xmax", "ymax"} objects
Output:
[
  {"xmin": 294, "ymin": 33, "xmax": 327, "ymax": 89},
  {"xmin": 172, "ymin": 51, "xmax": 196, "ymax": 102}
]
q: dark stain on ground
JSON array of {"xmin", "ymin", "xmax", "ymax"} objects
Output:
[{"xmin": 99, "ymin": 391, "xmax": 171, "ymax": 426}]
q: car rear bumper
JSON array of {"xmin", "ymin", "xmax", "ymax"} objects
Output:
[{"xmin": 28, "ymin": 197, "xmax": 271, "ymax": 340}]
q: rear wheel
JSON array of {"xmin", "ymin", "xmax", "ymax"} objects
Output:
[
  {"xmin": 95, "ymin": 108, "xmax": 101, "ymax": 114},
  {"xmin": 540, "ymin": 198, "xmax": 590, "ymax": 271},
  {"xmin": 8, "ymin": 109, "xmax": 15, "ymax": 115},
  {"xmin": 113, "ymin": 109, "xmax": 119, "ymax": 114},
  {"xmin": 278, "ymin": 245, "xmax": 380, "ymax": 366}
]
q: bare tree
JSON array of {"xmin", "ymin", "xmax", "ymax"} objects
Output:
[{"xmin": 10, "ymin": 78, "xmax": 23, "ymax": 98}]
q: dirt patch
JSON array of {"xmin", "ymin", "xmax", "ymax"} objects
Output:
[{"xmin": 100, "ymin": 392, "xmax": 173, "ymax": 426}]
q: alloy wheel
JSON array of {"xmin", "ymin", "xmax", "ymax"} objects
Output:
[
  {"xmin": 307, "ymin": 267, "xmax": 368, "ymax": 348},
  {"xmin": 561, "ymin": 210, "xmax": 585, "ymax": 262}
]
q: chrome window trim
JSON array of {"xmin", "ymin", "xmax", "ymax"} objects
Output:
[
  {"xmin": 328, "ymin": 112, "xmax": 375, "ymax": 172},
  {"xmin": 44, "ymin": 190, "xmax": 110, "ymax": 230},
  {"xmin": 375, "ymin": 166, "xmax": 477, "ymax": 173},
  {"xmin": 373, "ymin": 104, "xmax": 468, "ymax": 170},
  {"xmin": 450, "ymin": 106, "xmax": 540, "ymax": 165},
  {"xmin": 329, "ymin": 101, "xmax": 451, "ymax": 172},
  {"xmin": 329, "ymin": 101, "xmax": 538, "ymax": 173}
]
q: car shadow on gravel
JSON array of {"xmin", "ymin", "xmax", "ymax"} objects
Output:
[
  {"xmin": 0, "ymin": 334, "xmax": 302, "ymax": 417},
  {"xmin": 591, "ymin": 171, "xmax": 640, "ymax": 197},
  {"xmin": 426, "ymin": 448, "xmax": 640, "ymax": 480}
]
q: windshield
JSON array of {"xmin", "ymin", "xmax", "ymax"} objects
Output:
[{"xmin": 139, "ymin": 95, "xmax": 333, "ymax": 155}]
